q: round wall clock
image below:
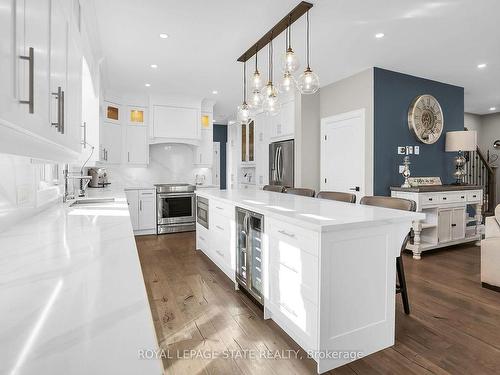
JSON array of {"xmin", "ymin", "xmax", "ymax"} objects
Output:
[{"xmin": 408, "ymin": 94, "xmax": 444, "ymax": 144}]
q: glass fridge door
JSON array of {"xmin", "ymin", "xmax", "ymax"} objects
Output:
[
  {"xmin": 236, "ymin": 209, "xmax": 248, "ymax": 285},
  {"xmin": 249, "ymin": 215, "xmax": 263, "ymax": 298}
]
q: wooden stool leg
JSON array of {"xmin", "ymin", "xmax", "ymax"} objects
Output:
[{"xmin": 396, "ymin": 256, "xmax": 410, "ymax": 315}]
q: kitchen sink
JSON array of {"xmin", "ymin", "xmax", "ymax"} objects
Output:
[{"xmin": 69, "ymin": 198, "xmax": 115, "ymax": 207}]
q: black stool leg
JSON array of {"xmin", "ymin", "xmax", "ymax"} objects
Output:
[{"xmin": 396, "ymin": 255, "xmax": 410, "ymax": 315}]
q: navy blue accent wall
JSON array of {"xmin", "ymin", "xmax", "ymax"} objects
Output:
[
  {"xmin": 213, "ymin": 124, "xmax": 227, "ymax": 189},
  {"xmin": 373, "ymin": 68, "xmax": 464, "ymax": 195}
]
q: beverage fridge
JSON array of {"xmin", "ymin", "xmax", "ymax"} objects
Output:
[{"xmin": 235, "ymin": 207, "xmax": 264, "ymax": 304}]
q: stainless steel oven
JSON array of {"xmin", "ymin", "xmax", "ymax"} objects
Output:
[
  {"xmin": 196, "ymin": 196, "xmax": 209, "ymax": 229},
  {"xmin": 156, "ymin": 184, "xmax": 196, "ymax": 234}
]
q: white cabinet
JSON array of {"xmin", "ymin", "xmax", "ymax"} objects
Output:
[
  {"xmin": 194, "ymin": 129, "xmax": 213, "ymax": 166},
  {"xmin": 152, "ymin": 105, "xmax": 199, "ymax": 140},
  {"xmin": 125, "ymin": 189, "xmax": 156, "ymax": 235},
  {"xmin": 101, "ymin": 122, "xmax": 122, "ymax": 164},
  {"xmin": 240, "ymin": 119, "xmax": 255, "ymax": 163},
  {"xmin": 391, "ymin": 188, "xmax": 483, "ymax": 259},
  {"xmin": 125, "ymin": 126, "xmax": 148, "ymax": 165},
  {"xmin": 125, "ymin": 190, "xmax": 140, "ymax": 230},
  {"xmin": 438, "ymin": 207, "xmax": 465, "ymax": 243},
  {"xmin": 0, "ymin": 0, "xmax": 84, "ymax": 161},
  {"xmin": 254, "ymin": 112, "xmax": 269, "ymax": 186},
  {"xmin": 270, "ymin": 99, "xmax": 295, "ymax": 140}
]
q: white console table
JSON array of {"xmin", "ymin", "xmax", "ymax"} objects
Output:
[{"xmin": 391, "ymin": 185, "xmax": 484, "ymax": 259}]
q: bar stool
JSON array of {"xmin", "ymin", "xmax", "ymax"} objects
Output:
[
  {"xmin": 263, "ymin": 185, "xmax": 285, "ymax": 193},
  {"xmin": 316, "ymin": 191, "xmax": 356, "ymax": 203},
  {"xmin": 360, "ymin": 196, "xmax": 416, "ymax": 315},
  {"xmin": 284, "ymin": 187, "xmax": 316, "ymax": 197}
]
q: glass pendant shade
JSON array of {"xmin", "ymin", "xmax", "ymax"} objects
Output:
[
  {"xmin": 283, "ymin": 48, "xmax": 300, "ymax": 73},
  {"xmin": 297, "ymin": 67, "xmax": 319, "ymax": 94},
  {"xmin": 252, "ymin": 70, "xmax": 262, "ymax": 90},
  {"xmin": 237, "ymin": 101, "xmax": 250, "ymax": 122},
  {"xmin": 250, "ymin": 89, "xmax": 264, "ymax": 109},
  {"xmin": 279, "ymin": 71, "xmax": 295, "ymax": 93},
  {"xmin": 263, "ymin": 93, "xmax": 281, "ymax": 116},
  {"xmin": 264, "ymin": 82, "xmax": 278, "ymax": 98}
]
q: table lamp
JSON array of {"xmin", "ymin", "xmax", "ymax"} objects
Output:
[{"xmin": 445, "ymin": 130, "xmax": 477, "ymax": 184}]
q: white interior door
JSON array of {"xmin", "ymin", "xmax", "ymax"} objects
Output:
[
  {"xmin": 321, "ymin": 109, "xmax": 365, "ymax": 201},
  {"xmin": 213, "ymin": 142, "xmax": 221, "ymax": 187}
]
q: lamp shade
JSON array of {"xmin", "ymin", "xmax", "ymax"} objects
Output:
[{"xmin": 445, "ymin": 131, "xmax": 477, "ymax": 152}]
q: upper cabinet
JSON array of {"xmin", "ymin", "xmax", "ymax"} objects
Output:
[
  {"xmin": 152, "ymin": 105, "xmax": 200, "ymax": 141},
  {"xmin": 270, "ymin": 98, "xmax": 295, "ymax": 140},
  {"xmin": 241, "ymin": 119, "xmax": 255, "ymax": 164},
  {"xmin": 0, "ymin": 0, "xmax": 85, "ymax": 161},
  {"xmin": 104, "ymin": 101, "xmax": 121, "ymax": 124}
]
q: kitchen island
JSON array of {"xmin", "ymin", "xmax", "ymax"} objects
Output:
[
  {"xmin": 195, "ymin": 188, "xmax": 424, "ymax": 374},
  {"xmin": 0, "ymin": 187, "xmax": 163, "ymax": 375}
]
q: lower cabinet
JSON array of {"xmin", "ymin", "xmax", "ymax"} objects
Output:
[
  {"xmin": 125, "ymin": 188, "xmax": 156, "ymax": 235},
  {"xmin": 438, "ymin": 207, "xmax": 466, "ymax": 242}
]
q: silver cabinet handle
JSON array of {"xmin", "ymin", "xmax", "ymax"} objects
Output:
[
  {"xmin": 19, "ymin": 47, "xmax": 34, "ymax": 113},
  {"xmin": 199, "ymin": 235, "xmax": 205, "ymax": 241},
  {"xmin": 278, "ymin": 229, "xmax": 295, "ymax": 238},
  {"xmin": 140, "ymin": 192, "xmax": 154, "ymax": 195},
  {"xmin": 60, "ymin": 90, "xmax": 65, "ymax": 134},
  {"xmin": 139, "ymin": 200, "xmax": 142, "ymax": 211},
  {"xmin": 51, "ymin": 86, "xmax": 61, "ymax": 130},
  {"xmin": 216, "ymin": 206, "xmax": 223, "ymax": 210},
  {"xmin": 216, "ymin": 249, "xmax": 224, "ymax": 257},
  {"xmin": 128, "ymin": 151, "xmax": 130, "ymax": 162},
  {"xmin": 216, "ymin": 225, "xmax": 224, "ymax": 231}
]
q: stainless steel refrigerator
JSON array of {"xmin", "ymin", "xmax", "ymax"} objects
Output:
[{"xmin": 269, "ymin": 139, "xmax": 294, "ymax": 187}]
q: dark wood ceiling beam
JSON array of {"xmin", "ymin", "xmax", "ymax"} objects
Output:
[{"xmin": 236, "ymin": 1, "xmax": 313, "ymax": 63}]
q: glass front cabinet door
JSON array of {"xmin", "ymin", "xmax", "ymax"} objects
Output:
[
  {"xmin": 104, "ymin": 101, "xmax": 120, "ymax": 124},
  {"xmin": 128, "ymin": 106, "xmax": 147, "ymax": 126}
]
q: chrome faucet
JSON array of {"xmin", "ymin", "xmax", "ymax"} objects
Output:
[{"xmin": 63, "ymin": 164, "xmax": 92, "ymax": 202}]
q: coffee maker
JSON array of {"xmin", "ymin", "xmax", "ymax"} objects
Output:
[{"xmin": 88, "ymin": 168, "xmax": 109, "ymax": 188}]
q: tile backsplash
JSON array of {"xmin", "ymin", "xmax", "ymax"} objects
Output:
[{"xmin": 0, "ymin": 153, "xmax": 62, "ymax": 232}]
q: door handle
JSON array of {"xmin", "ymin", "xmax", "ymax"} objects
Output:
[
  {"xmin": 19, "ymin": 47, "xmax": 34, "ymax": 113},
  {"xmin": 349, "ymin": 186, "xmax": 360, "ymax": 192}
]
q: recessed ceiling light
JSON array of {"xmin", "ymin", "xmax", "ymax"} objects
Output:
[
  {"xmin": 375, "ymin": 33, "xmax": 385, "ymax": 39},
  {"xmin": 477, "ymin": 63, "xmax": 487, "ymax": 69},
  {"xmin": 212, "ymin": 90, "xmax": 218, "ymax": 95},
  {"xmin": 145, "ymin": 83, "xmax": 151, "ymax": 87},
  {"xmin": 490, "ymin": 107, "xmax": 496, "ymax": 111},
  {"xmin": 159, "ymin": 33, "xmax": 169, "ymax": 39},
  {"xmin": 150, "ymin": 64, "xmax": 158, "ymax": 69}
]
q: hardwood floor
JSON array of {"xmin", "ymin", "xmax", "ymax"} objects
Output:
[{"xmin": 136, "ymin": 233, "xmax": 500, "ymax": 375}]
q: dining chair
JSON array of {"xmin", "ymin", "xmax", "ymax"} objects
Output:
[
  {"xmin": 263, "ymin": 185, "xmax": 285, "ymax": 193},
  {"xmin": 284, "ymin": 187, "xmax": 316, "ymax": 197},
  {"xmin": 360, "ymin": 196, "xmax": 416, "ymax": 314},
  {"xmin": 316, "ymin": 191, "xmax": 356, "ymax": 203}
]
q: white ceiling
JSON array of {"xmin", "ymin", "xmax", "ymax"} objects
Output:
[{"xmin": 91, "ymin": 0, "xmax": 500, "ymax": 122}]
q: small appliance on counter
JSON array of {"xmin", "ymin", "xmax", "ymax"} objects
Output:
[{"xmin": 88, "ymin": 168, "xmax": 110, "ymax": 188}]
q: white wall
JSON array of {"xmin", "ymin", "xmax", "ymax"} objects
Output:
[
  {"xmin": 319, "ymin": 68, "xmax": 374, "ymax": 195},
  {"xmin": 103, "ymin": 143, "xmax": 211, "ymax": 188},
  {"xmin": 464, "ymin": 112, "xmax": 500, "ymax": 205}
]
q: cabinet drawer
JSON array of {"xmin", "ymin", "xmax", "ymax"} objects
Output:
[
  {"xmin": 420, "ymin": 194, "xmax": 439, "ymax": 206},
  {"xmin": 269, "ymin": 238, "xmax": 318, "ymax": 304},
  {"xmin": 211, "ymin": 199, "xmax": 234, "ymax": 219},
  {"xmin": 212, "ymin": 213, "xmax": 231, "ymax": 236},
  {"xmin": 270, "ymin": 265, "xmax": 318, "ymax": 348},
  {"xmin": 467, "ymin": 191, "xmax": 482, "ymax": 203},
  {"xmin": 441, "ymin": 193, "xmax": 467, "ymax": 204},
  {"xmin": 196, "ymin": 224, "xmax": 210, "ymax": 252},
  {"xmin": 267, "ymin": 219, "xmax": 319, "ymax": 257}
]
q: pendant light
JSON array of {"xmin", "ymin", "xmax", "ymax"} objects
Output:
[
  {"xmin": 279, "ymin": 26, "xmax": 296, "ymax": 93},
  {"xmin": 263, "ymin": 38, "xmax": 280, "ymax": 116},
  {"xmin": 297, "ymin": 10, "xmax": 319, "ymax": 94},
  {"xmin": 250, "ymin": 48, "xmax": 264, "ymax": 110},
  {"xmin": 252, "ymin": 47, "xmax": 263, "ymax": 90},
  {"xmin": 237, "ymin": 61, "xmax": 250, "ymax": 122},
  {"xmin": 282, "ymin": 16, "xmax": 300, "ymax": 73}
]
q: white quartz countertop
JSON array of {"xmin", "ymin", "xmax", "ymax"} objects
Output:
[
  {"xmin": 0, "ymin": 187, "xmax": 163, "ymax": 375},
  {"xmin": 197, "ymin": 188, "xmax": 425, "ymax": 232}
]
